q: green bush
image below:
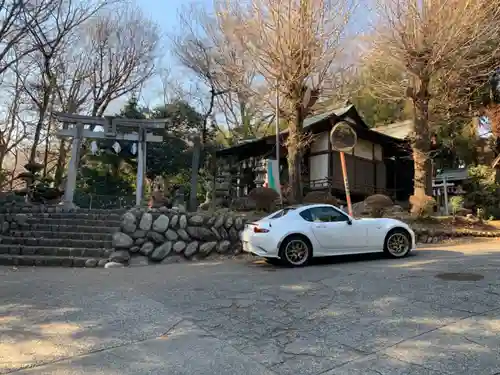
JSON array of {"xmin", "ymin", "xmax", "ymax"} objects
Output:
[
  {"xmin": 464, "ymin": 165, "xmax": 499, "ymax": 217},
  {"xmin": 449, "ymin": 196, "xmax": 464, "ymax": 216}
]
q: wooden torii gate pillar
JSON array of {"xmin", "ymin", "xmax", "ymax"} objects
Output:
[{"xmin": 53, "ymin": 113, "xmax": 166, "ymax": 208}]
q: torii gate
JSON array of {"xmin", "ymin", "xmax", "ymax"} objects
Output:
[{"xmin": 53, "ymin": 113, "xmax": 166, "ymax": 208}]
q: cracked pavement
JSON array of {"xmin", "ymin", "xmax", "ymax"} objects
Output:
[{"xmin": 1, "ymin": 241, "xmax": 500, "ymax": 375}]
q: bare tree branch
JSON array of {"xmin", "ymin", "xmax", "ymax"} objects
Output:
[
  {"xmin": 86, "ymin": 4, "xmax": 160, "ymax": 118},
  {"xmin": 216, "ymin": 0, "xmax": 354, "ymax": 202},
  {"xmin": 364, "ymin": 0, "xmax": 500, "ymax": 214}
]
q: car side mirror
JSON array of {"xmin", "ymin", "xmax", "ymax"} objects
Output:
[{"xmin": 346, "ymin": 219, "xmax": 352, "ymax": 225}]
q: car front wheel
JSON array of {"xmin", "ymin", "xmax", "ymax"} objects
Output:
[
  {"xmin": 278, "ymin": 235, "xmax": 313, "ymax": 267},
  {"xmin": 384, "ymin": 229, "xmax": 411, "ymax": 258}
]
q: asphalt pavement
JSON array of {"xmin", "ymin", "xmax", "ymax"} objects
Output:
[{"xmin": 1, "ymin": 240, "xmax": 499, "ymax": 375}]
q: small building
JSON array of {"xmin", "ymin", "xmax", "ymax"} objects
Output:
[
  {"xmin": 432, "ymin": 168, "xmax": 468, "ymax": 213},
  {"xmin": 215, "ymin": 105, "xmax": 414, "ymax": 202}
]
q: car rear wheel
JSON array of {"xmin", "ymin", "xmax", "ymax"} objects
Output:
[
  {"xmin": 384, "ymin": 228, "xmax": 411, "ymax": 258},
  {"xmin": 278, "ymin": 235, "xmax": 312, "ymax": 267}
]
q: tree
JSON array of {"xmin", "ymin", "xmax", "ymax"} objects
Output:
[
  {"xmin": 0, "ymin": 0, "xmax": 55, "ymax": 79},
  {"xmin": 23, "ymin": 0, "xmax": 110, "ymax": 165},
  {"xmin": 364, "ymin": 0, "xmax": 500, "ymax": 214},
  {"xmin": 349, "ymin": 67, "xmax": 412, "ymax": 127},
  {"xmin": 86, "ymin": 5, "xmax": 159, "ymax": 118},
  {"xmin": 78, "ymin": 97, "xmax": 205, "ymax": 202},
  {"xmin": 147, "ymin": 101, "xmax": 203, "ymax": 180},
  {"xmin": 0, "ymin": 59, "xmax": 29, "ymax": 169},
  {"xmin": 52, "ymin": 41, "xmax": 95, "ymax": 185},
  {"xmin": 54, "ymin": 4, "xmax": 160, "ymax": 183},
  {"xmin": 216, "ymin": 0, "xmax": 353, "ymax": 202}
]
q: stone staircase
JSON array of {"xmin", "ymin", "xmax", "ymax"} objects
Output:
[{"xmin": 0, "ymin": 209, "xmax": 126, "ymax": 267}]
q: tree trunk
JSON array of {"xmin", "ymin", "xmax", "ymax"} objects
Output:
[
  {"xmin": 287, "ymin": 108, "xmax": 304, "ymax": 203},
  {"xmin": 54, "ymin": 140, "xmax": 68, "ymax": 187},
  {"xmin": 29, "ymin": 63, "xmax": 53, "ymax": 165},
  {"xmin": 410, "ymin": 81, "xmax": 432, "ymax": 215}
]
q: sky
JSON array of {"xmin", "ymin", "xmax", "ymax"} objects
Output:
[
  {"xmin": 106, "ymin": 0, "xmax": 212, "ymax": 113},
  {"xmin": 106, "ymin": 0, "xmax": 374, "ymax": 114}
]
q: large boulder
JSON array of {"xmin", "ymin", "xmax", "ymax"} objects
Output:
[
  {"xmin": 152, "ymin": 214, "xmax": 170, "ymax": 233},
  {"xmin": 177, "ymin": 228, "xmax": 190, "ymax": 241},
  {"xmin": 112, "ymin": 232, "xmax": 133, "ymax": 249},
  {"xmin": 364, "ymin": 194, "xmax": 394, "ymax": 218},
  {"xmin": 109, "ymin": 250, "xmax": 131, "ymax": 264},
  {"xmin": 139, "ymin": 213, "xmax": 153, "ymax": 231},
  {"xmin": 121, "ymin": 212, "xmax": 137, "ymax": 233},
  {"xmin": 217, "ymin": 240, "xmax": 231, "ymax": 253},
  {"xmin": 184, "ymin": 241, "xmax": 199, "ymax": 257},
  {"xmin": 199, "ymin": 241, "xmax": 217, "ymax": 256},
  {"xmin": 173, "ymin": 241, "xmax": 186, "ymax": 253},
  {"xmin": 150, "ymin": 242, "xmax": 173, "ymax": 261},
  {"xmin": 139, "ymin": 241, "xmax": 155, "ymax": 256},
  {"xmin": 189, "ymin": 215, "xmax": 204, "ymax": 226},
  {"xmin": 186, "ymin": 226, "xmax": 216, "ymax": 241},
  {"xmin": 165, "ymin": 229, "xmax": 179, "ymax": 241}
]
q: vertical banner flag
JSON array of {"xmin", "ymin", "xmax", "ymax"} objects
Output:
[{"xmin": 265, "ymin": 159, "xmax": 280, "ymax": 193}]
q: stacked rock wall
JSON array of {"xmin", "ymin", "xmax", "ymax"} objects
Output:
[{"xmin": 111, "ymin": 207, "xmax": 248, "ymax": 266}]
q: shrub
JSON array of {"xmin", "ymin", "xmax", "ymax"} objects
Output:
[
  {"xmin": 409, "ymin": 195, "xmax": 436, "ymax": 218},
  {"xmin": 449, "ymin": 196, "xmax": 464, "ymax": 216},
  {"xmin": 463, "ymin": 165, "xmax": 499, "ymax": 216},
  {"xmin": 303, "ymin": 191, "xmax": 339, "ymax": 206},
  {"xmin": 248, "ymin": 187, "xmax": 279, "ymax": 212},
  {"xmin": 364, "ymin": 194, "xmax": 393, "ymax": 217},
  {"xmin": 230, "ymin": 197, "xmax": 257, "ymax": 211}
]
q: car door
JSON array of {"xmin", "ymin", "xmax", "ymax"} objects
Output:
[{"xmin": 303, "ymin": 206, "xmax": 368, "ymax": 254}]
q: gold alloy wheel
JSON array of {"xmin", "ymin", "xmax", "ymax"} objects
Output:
[
  {"xmin": 284, "ymin": 239, "xmax": 309, "ymax": 266},
  {"xmin": 386, "ymin": 232, "xmax": 410, "ymax": 256}
]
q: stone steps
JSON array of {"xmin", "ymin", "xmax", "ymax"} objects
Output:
[
  {"xmin": 0, "ymin": 244, "xmax": 110, "ymax": 258},
  {"xmin": 0, "ymin": 206, "xmax": 127, "ymax": 267},
  {"xmin": 10, "ymin": 230, "xmax": 112, "ymax": 241},
  {"xmin": 0, "ymin": 254, "xmax": 104, "ymax": 267},
  {"xmin": 1, "ymin": 236, "xmax": 111, "ymax": 249},
  {"xmin": 25, "ymin": 218, "xmax": 121, "ymax": 227},
  {"xmin": 27, "ymin": 224, "xmax": 118, "ymax": 234}
]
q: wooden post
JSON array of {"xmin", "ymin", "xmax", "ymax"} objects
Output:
[
  {"xmin": 443, "ymin": 176, "xmax": 449, "ymax": 215},
  {"xmin": 189, "ymin": 135, "xmax": 201, "ymax": 212},
  {"xmin": 136, "ymin": 127, "xmax": 145, "ymax": 206},
  {"xmin": 340, "ymin": 151, "xmax": 353, "ymax": 217},
  {"xmin": 62, "ymin": 123, "xmax": 83, "ymax": 208}
]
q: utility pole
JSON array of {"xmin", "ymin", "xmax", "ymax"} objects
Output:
[{"xmin": 276, "ymin": 80, "xmax": 283, "ymax": 207}]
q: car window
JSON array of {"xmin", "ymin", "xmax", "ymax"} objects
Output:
[
  {"xmin": 300, "ymin": 206, "xmax": 349, "ymax": 223},
  {"xmin": 269, "ymin": 207, "xmax": 295, "ymax": 219}
]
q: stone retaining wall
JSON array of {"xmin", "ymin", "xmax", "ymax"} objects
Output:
[
  {"xmin": 413, "ymin": 228, "xmax": 500, "ymax": 244},
  {"xmin": 109, "ymin": 207, "xmax": 248, "ymax": 266}
]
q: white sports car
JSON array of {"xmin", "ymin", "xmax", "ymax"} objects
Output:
[{"xmin": 241, "ymin": 203, "xmax": 415, "ymax": 267}]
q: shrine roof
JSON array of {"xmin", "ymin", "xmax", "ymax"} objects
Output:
[
  {"xmin": 216, "ymin": 104, "xmax": 406, "ymax": 159},
  {"xmin": 434, "ymin": 168, "xmax": 469, "ymax": 182},
  {"xmin": 371, "ymin": 120, "xmax": 413, "ymax": 141}
]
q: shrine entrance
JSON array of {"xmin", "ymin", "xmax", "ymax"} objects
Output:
[{"xmin": 53, "ymin": 113, "xmax": 166, "ymax": 208}]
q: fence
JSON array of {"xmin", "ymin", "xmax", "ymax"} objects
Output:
[{"xmin": 73, "ymin": 191, "xmax": 136, "ymax": 210}]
